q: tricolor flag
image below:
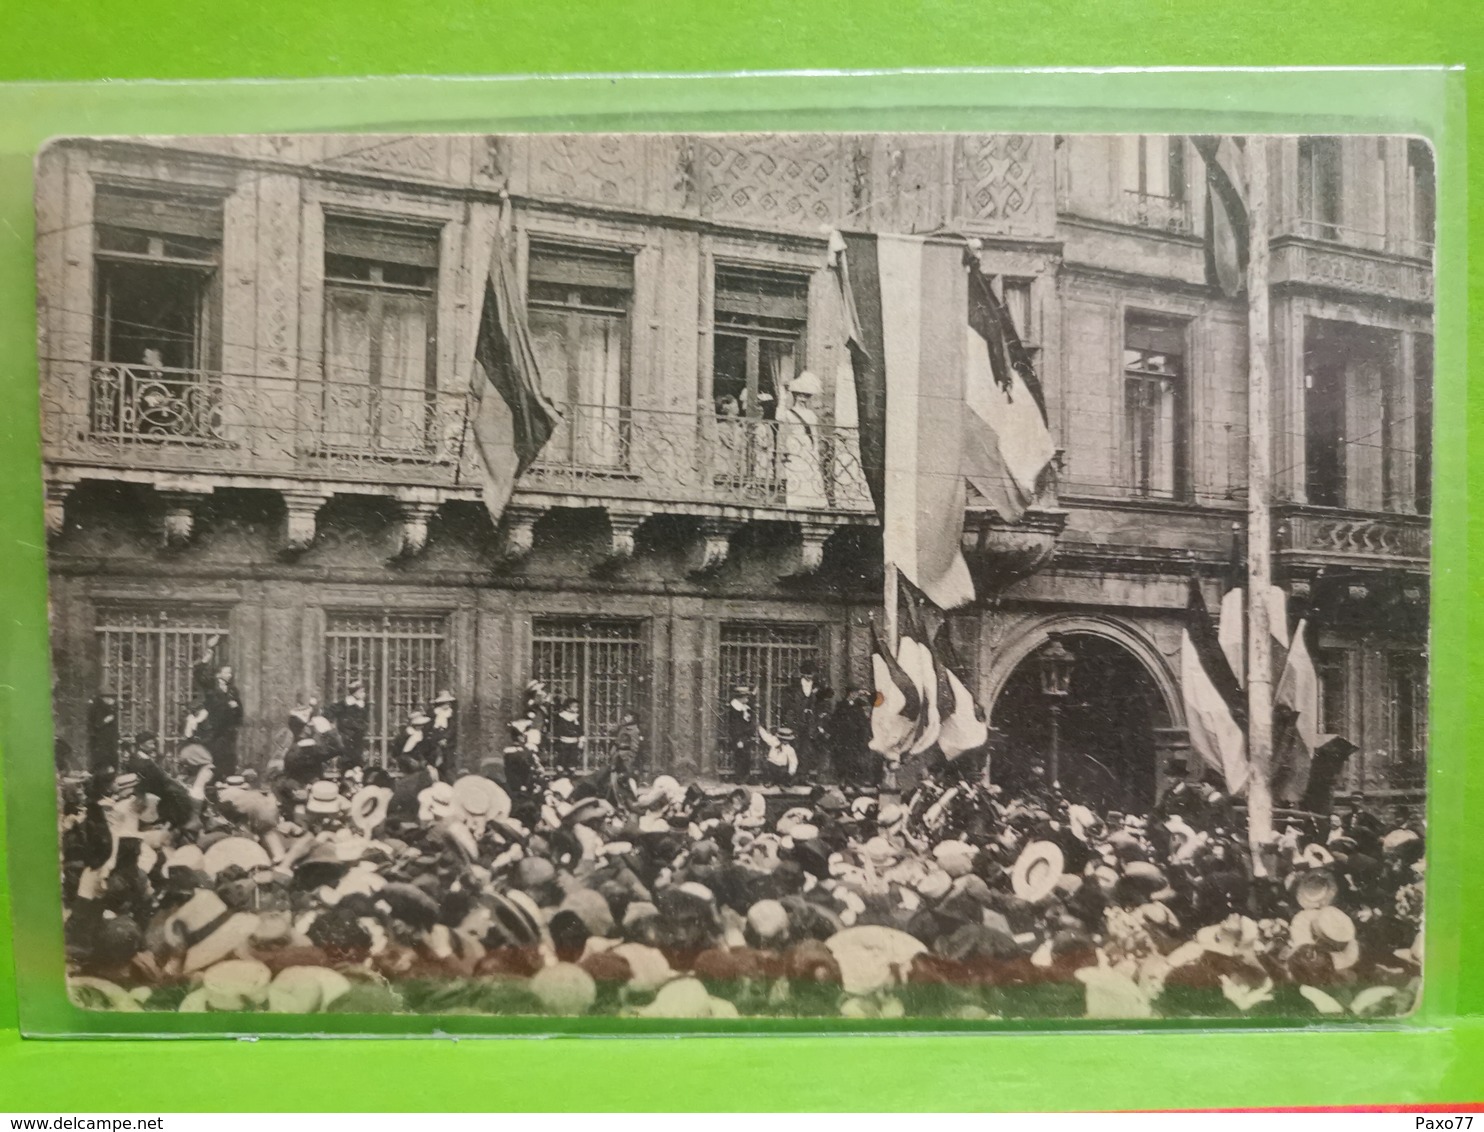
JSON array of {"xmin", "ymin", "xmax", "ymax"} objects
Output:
[
  {"xmin": 1191, "ymin": 136, "xmax": 1249, "ymax": 299},
  {"xmin": 1180, "ymin": 576, "xmax": 1250, "ymax": 794},
  {"xmin": 1271, "ymin": 618, "xmax": 1333, "ymax": 805},
  {"xmin": 1217, "ymin": 582, "xmax": 1291, "ymax": 687},
  {"xmin": 868, "ymin": 620, "xmax": 919, "ymax": 764},
  {"xmin": 466, "ymin": 199, "xmax": 563, "ymax": 525},
  {"xmin": 964, "ymin": 250, "xmax": 1058, "ymax": 524},
  {"xmin": 933, "ymin": 622, "xmax": 990, "ymax": 761},
  {"xmin": 831, "ymin": 231, "xmax": 1054, "ymax": 610},
  {"xmin": 897, "ymin": 585, "xmax": 947, "ymax": 756}
]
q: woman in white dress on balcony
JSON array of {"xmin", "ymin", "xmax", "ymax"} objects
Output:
[{"xmin": 777, "ymin": 371, "xmax": 828, "ymax": 509}]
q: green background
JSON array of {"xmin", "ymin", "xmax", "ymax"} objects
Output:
[{"xmin": 0, "ymin": 0, "xmax": 1481, "ymax": 1110}]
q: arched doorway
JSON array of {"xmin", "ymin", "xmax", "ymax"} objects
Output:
[{"xmin": 991, "ymin": 632, "xmax": 1172, "ymax": 813}]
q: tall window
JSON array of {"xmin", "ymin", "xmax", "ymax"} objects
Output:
[
  {"xmin": 530, "ymin": 617, "xmax": 646, "ymax": 771},
  {"xmin": 1415, "ymin": 334, "xmax": 1433, "ymax": 515},
  {"xmin": 91, "ymin": 186, "xmax": 223, "ymax": 441},
  {"xmin": 527, "ymin": 245, "xmax": 633, "ymax": 470},
  {"xmin": 1120, "ymin": 136, "xmax": 1187, "ymax": 231},
  {"xmin": 712, "ymin": 268, "xmax": 808, "ymax": 420},
  {"xmin": 95, "ymin": 607, "xmax": 230, "ymax": 749},
  {"xmin": 1002, "ymin": 278, "xmax": 1035, "ymax": 347},
  {"xmin": 1385, "ymin": 651, "xmax": 1427, "ymax": 791},
  {"xmin": 324, "ymin": 611, "xmax": 448, "ymax": 766},
  {"xmin": 1407, "ymin": 139, "xmax": 1436, "ymax": 252},
  {"xmin": 1123, "ymin": 316, "xmax": 1187, "ymax": 499},
  {"xmin": 1305, "ymin": 325, "xmax": 1348, "ymax": 508},
  {"xmin": 322, "ymin": 218, "xmax": 439, "ymax": 454},
  {"xmin": 1299, "ymin": 136, "xmax": 1344, "ymax": 240},
  {"xmin": 717, "ymin": 622, "xmax": 823, "ymax": 774}
]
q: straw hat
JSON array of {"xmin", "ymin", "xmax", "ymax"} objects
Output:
[
  {"xmin": 347, "ymin": 787, "xmax": 392, "ymax": 835},
  {"xmin": 452, "ymin": 775, "xmax": 511, "ymax": 824},
  {"xmin": 1294, "ymin": 868, "xmax": 1339, "ymax": 911},
  {"xmin": 825, "ymin": 925, "xmax": 926, "ymax": 996},
  {"xmin": 202, "ymin": 837, "xmax": 270, "ymax": 879},
  {"xmin": 1290, "ymin": 906, "xmax": 1360, "ymax": 970},
  {"xmin": 417, "ymin": 781, "xmax": 455, "ymax": 823},
  {"xmin": 201, "ymin": 959, "xmax": 272, "ymax": 1012},
  {"xmin": 305, "ymin": 780, "xmax": 345, "ymax": 816},
  {"xmin": 1011, "ymin": 840, "xmax": 1066, "ymax": 903}
]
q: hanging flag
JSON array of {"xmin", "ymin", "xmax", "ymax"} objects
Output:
[
  {"xmin": 963, "ymin": 252, "xmax": 1058, "ymax": 524},
  {"xmin": 868, "ymin": 620, "xmax": 919, "ymax": 763},
  {"xmin": 1180, "ymin": 576, "xmax": 1249, "ymax": 794},
  {"xmin": 1217, "ymin": 583, "xmax": 1291, "ymax": 687},
  {"xmin": 1191, "ymin": 136, "xmax": 1250, "ymax": 299},
  {"xmin": 832, "ymin": 230, "xmax": 975, "ymax": 610},
  {"xmin": 465, "ymin": 199, "xmax": 563, "ymax": 525},
  {"xmin": 897, "ymin": 583, "xmax": 945, "ymax": 756},
  {"xmin": 1271, "ymin": 618, "xmax": 1334, "ymax": 805},
  {"xmin": 933, "ymin": 622, "xmax": 990, "ymax": 761}
]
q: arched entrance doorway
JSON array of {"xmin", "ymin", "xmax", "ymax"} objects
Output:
[{"xmin": 991, "ymin": 632, "xmax": 1172, "ymax": 813}]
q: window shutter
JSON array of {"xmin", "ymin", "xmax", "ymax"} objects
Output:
[
  {"xmin": 715, "ymin": 270, "xmax": 809, "ymax": 322},
  {"xmin": 529, "ymin": 245, "xmax": 633, "ymax": 290},
  {"xmin": 325, "ymin": 218, "xmax": 440, "ymax": 268},
  {"xmin": 95, "ymin": 187, "xmax": 222, "ymax": 240}
]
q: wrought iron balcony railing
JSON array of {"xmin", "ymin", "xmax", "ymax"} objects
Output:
[
  {"xmin": 45, "ymin": 363, "xmax": 875, "ymax": 515},
  {"xmin": 1119, "ymin": 190, "xmax": 1193, "ymax": 235}
]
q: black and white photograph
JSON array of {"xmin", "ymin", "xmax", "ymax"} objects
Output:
[{"xmin": 34, "ymin": 130, "xmax": 1432, "ymax": 1022}]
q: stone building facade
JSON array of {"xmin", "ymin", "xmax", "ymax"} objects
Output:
[{"xmin": 36, "ymin": 132, "xmax": 1432, "ymax": 806}]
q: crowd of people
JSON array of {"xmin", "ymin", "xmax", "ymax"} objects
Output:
[{"xmin": 59, "ymin": 647, "xmax": 1426, "ymax": 1023}]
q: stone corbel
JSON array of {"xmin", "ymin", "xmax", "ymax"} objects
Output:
[
  {"xmin": 593, "ymin": 508, "xmax": 649, "ymax": 573},
  {"xmin": 1346, "ymin": 582, "xmax": 1372, "ymax": 604},
  {"xmin": 494, "ymin": 503, "xmax": 545, "ymax": 568},
  {"xmin": 784, "ymin": 520, "xmax": 835, "ymax": 579},
  {"xmin": 156, "ymin": 488, "xmax": 211, "ymax": 550},
  {"xmin": 279, "ymin": 491, "xmax": 329, "ymax": 558},
  {"xmin": 43, "ymin": 479, "xmax": 75, "ymax": 540},
  {"xmin": 391, "ymin": 500, "xmax": 441, "ymax": 561},
  {"xmin": 688, "ymin": 516, "xmax": 741, "ymax": 578}
]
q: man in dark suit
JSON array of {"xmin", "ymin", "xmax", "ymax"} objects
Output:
[
  {"xmin": 781, "ymin": 659, "xmax": 827, "ymax": 781},
  {"xmin": 429, "ymin": 689, "xmax": 459, "ymax": 773},
  {"xmin": 189, "ymin": 636, "xmax": 243, "ymax": 776},
  {"xmin": 724, "ymin": 682, "xmax": 758, "ymax": 783},
  {"xmin": 829, "ymin": 685, "xmax": 872, "ymax": 787},
  {"xmin": 330, "ymin": 679, "xmax": 370, "ymax": 771}
]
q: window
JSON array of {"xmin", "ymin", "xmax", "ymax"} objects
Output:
[
  {"xmin": 527, "ymin": 244, "xmax": 633, "ymax": 469},
  {"xmin": 1305, "ymin": 326, "xmax": 1348, "ymax": 508},
  {"xmin": 1385, "ymin": 651, "xmax": 1427, "ymax": 791},
  {"xmin": 717, "ymin": 622, "xmax": 823, "ymax": 774},
  {"xmin": 1299, "ymin": 136, "xmax": 1344, "ymax": 240},
  {"xmin": 322, "ymin": 218, "xmax": 439, "ymax": 454},
  {"xmin": 1002, "ymin": 279, "xmax": 1035, "ymax": 347},
  {"xmin": 1407, "ymin": 139, "xmax": 1436, "ymax": 251},
  {"xmin": 1415, "ymin": 334, "xmax": 1433, "ymax": 515},
  {"xmin": 1120, "ymin": 136, "xmax": 1188, "ymax": 232},
  {"xmin": 91, "ymin": 186, "xmax": 224, "ymax": 442},
  {"xmin": 324, "ymin": 611, "xmax": 448, "ymax": 766},
  {"xmin": 712, "ymin": 267, "xmax": 808, "ymax": 420},
  {"xmin": 1123, "ymin": 316, "xmax": 1187, "ymax": 499},
  {"xmin": 95, "ymin": 607, "xmax": 230, "ymax": 749},
  {"xmin": 530, "ymin": 618, "xmax": 646, "ymax": 771}
]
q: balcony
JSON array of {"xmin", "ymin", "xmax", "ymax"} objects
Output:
[
  {"xmin": 44, "ymin": 363, "xmax": 875, "ymax": 520},
  {"xmin": 1269, "ymin": 221, "xmax": 1433, "ymax": 305},
  {"xmin": 1119, "ymin": 190, "xmax": 1192, "ymax": 236},
  {"xmin": 1273, "ymin": 503, "xmax": 1430, "ymax": 572}
]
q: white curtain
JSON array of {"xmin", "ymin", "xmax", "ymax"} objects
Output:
[
  {"xmin": 324, "ymin": 291, "xmax": 372, "ymax": 446},
  {"xmin": 377, "ymin": 295, "xmax": 430, "ymax": 451}
]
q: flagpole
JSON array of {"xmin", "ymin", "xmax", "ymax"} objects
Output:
[
  {"xmin": 885, "ymin": 560, "xmax": 900, "ymax": 649},
  {"xmin": 1245, "ymin": 137, "xmax": 1276, "ymax": 873}
]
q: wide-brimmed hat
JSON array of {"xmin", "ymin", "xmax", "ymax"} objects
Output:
[
  {"xmin": 417, "ymin": 781, "xmax": 455, "ymax": 822},
  {"xmin": 1011, "ymin": 840, "xmax": 1066, "ymax": 903},
  {"xmin": 773, "ymin": 726, "xmax": 796, "ymax": 741},
  {"xmin": 452, "ymin": 775, "xmax": 511, "ymax": 823},
  {"xmin": 347, "ymin": 786, "xmax": 392, "ymax": 834},
  {"xmin": 266, "ymin": 965, "xmax": 353, "ymax": 1014},
  {"xmin": 1194, "ymin": 914, "xmax": 1260, "ymax": 956},
  {"xmin": 825, "ymin": 925, "xmax": 926, "ymax": 996},
  {"xmin": 202, "ymin": 836, "xmax": 271, "ymax": 879},
  {"xmin": 563, "ymin": 797, "xmax": 615, "ymax": 828},
  {"xmin": 1294, "ymin": 868, "xmax": 1339, "ymax": 911},
  {"xmin": 305, "ymin": 780, "xmax": 344, "ymax": 816},
  {"xmin": 1290, "ymin": 906, "xmax": 1360, "ymax": 970},
  {"xmin": 177, "ymin": 743, "xmax": 214, "ymax": 771},
  {"xmin": 788, "ymin": 370, "xmax": 823, "ymax": 398},
  {"xmin": 201, "ymin": 959, "xmax": 273, "ymax": 1011},
  {"xmin": 432, "ymin": 690, "xmax": 457, "ymax": 705},
  {"xmin": 776, "ymin": 806, "xmax": 814, "ymax": 836},
  {"xmin": 408, "ymin": 711, "xmax": 432, "ymax": 727}
]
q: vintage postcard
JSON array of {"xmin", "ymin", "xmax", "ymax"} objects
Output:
[{"xmin": 35, "ymin": 131, "xmax": 1430, "ymax": 1022}]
